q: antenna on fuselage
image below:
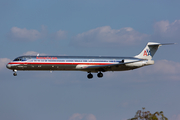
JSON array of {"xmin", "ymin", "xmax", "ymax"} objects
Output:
[{"xmin": 37, "ymin": 54, "xmax": 39, "ymax": 56}]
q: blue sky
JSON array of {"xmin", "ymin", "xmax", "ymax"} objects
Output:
[{"xmin": 1, "ymin": 0, "xmax": 180, "ymax": 120}]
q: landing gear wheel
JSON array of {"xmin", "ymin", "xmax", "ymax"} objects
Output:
[
  {"xmin": 87, "ymin": 73, "xmax": 93, "ymax": 79},
  {"xmin": 13, "ymin": 72, "xmax": 17, "ymax": 76},
  {"xmin": 97, "ymin": 72, "xmax": 103, "ymax": 78}
]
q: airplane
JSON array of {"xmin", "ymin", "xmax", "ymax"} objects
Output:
[{"xmin": 6, "ymin": 42, "xmax": 174, "ymax": 79}]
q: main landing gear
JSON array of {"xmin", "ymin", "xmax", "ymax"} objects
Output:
[
  {"xmin": 87, "ymin": 73, "xmax": 93, "ymax": 79},
  {"xmin": 13, "ymin": 70, "xmax": 17, "ymax": 76},
  {"xmin": 97, "ymin": 72, "xmax": 103, "ymax": 78},
  {"xmin": 87, "ymin": 72, "xmax": 103, "ymax": 79}
]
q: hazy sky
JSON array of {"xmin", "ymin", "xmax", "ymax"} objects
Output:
[{"xmin": 1, "ymin": 0, "xmax": 180, "ymax": 120}]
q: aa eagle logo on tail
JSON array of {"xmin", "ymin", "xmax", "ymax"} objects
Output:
[{"xmin": 143, "ymin": 49, "xmax": 151, "ymax": 56}]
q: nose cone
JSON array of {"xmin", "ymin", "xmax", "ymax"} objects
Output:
[{"xmin": 6, "ymin": 63, "xmax": 11, "ymax": 69}]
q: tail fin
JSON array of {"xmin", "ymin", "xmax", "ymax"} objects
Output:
[{"xmin": 135, "ymin": 42, "xmax": 174, "ymax": 60}]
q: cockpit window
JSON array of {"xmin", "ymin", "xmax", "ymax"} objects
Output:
[
  {"xmin": 13, "ymin": 56, "xmax": 31, "ymax": 61},
  {"xmin": 13, "ymin": 58, "xmax": 21, "ymax": 61},
  {"xmin": 13, "ymin": 57, "xmax": 26, "ymax": 61}
]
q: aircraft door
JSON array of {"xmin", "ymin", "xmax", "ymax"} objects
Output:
[{"xmin": 22, "ymin": 57, "xmax": 28, "ymax": 68}]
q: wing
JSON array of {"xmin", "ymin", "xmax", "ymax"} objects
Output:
[{"xmin": 76, "ymin": 59, "xmax": 144, "ymax": 72}]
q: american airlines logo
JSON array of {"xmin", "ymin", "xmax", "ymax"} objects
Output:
[
  {"xmin": 36, "ymin": 57, "xmax": 58, "ymax": 59},
  {"xmin": 143, "ymin": 49, "xmax": 151, "ymax": 56}
]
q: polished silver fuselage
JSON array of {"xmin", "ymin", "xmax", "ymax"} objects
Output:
[{"xmin": 7, "ymin": 56, "xmax": 149, "ymax": 73}]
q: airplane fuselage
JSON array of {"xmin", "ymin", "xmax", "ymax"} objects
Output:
[{"xmin": 7, "ymin": 56, "xmax": 147, "ymax": 72}]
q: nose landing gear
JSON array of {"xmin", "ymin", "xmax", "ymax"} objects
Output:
[
  {"xmin": 13, "ymin": 70, "xmax": 17, "ymax": 76},
  {"xmin": 13, "ymin": 72, "xmax": 17, "ymax": 76}
]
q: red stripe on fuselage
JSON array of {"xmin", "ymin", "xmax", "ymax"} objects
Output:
[{"xmin": 8, "ymin": 62, "xmax": 114, "ymax": 65}]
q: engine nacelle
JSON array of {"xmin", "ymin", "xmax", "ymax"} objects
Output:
[
  {"xmin": 145, "ymin": 60, "xmax": 154, "ymax": 66},
  {"xmin": 125, "ymin": 60, "xmax": 154, "ymax": 67}
]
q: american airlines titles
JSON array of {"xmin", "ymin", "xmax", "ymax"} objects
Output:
[{"xmin": 36, "ymin": 57, "xmax": 58, "ymax": 59}]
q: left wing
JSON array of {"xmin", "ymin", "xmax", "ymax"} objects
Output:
[{"xmin": 76, "ymin": 59, "xmax": 144, "ymax": 72}]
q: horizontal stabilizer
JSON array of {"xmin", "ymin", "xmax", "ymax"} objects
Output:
[{"xmin": 148, "ymin": 43, "xmax": 176, "ymax": 46}]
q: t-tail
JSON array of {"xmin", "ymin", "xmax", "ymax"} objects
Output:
[{"xmin": 135, "ymin": 42, "xmax": 175, "ymax": 60}]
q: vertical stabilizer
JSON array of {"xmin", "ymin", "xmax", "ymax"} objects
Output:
[
  {"xmin": 135, "ymin": 42, "xmax": 175, "ymax": 60},
  {"xmin": 135, "ymin": 42, "xmax": 162, "ymax": 60}
]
